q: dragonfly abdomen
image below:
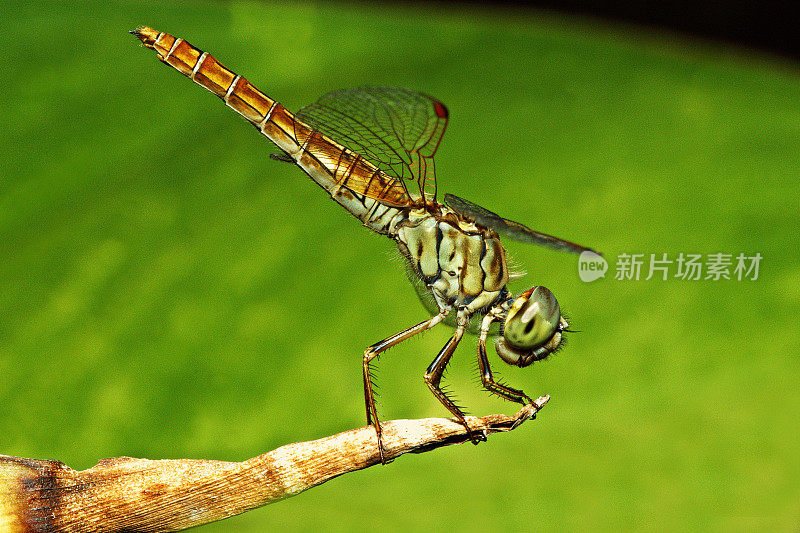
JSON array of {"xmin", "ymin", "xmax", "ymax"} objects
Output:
[
  {"xmin": 132, "ymin": 27, "xmax": 413, "ymax": 235},
  {"xmin": 132, "ymin": 28, "xmax": 303, "ymax": 153},
  {"xmin": 396, "ymin": 209, "xmax": 509, "ymax": 314}
]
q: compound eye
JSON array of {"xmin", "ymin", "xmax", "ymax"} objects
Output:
[{"xmin": 503, "ymin": 286, "xmax": 561, "ymax": 351}]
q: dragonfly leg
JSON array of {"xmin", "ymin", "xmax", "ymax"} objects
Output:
[
  {"xmin": 423, "ymin": 315, "xmax": 487, "ymax": 445},
  {"xmin": 476, "ymin": 315, "xmax": 533, "ymax": 405},
  {"xmin": 363, "ymin": 308, "xmax": 449, "ymax": 463}
]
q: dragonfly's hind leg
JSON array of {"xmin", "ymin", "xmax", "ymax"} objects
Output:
[
  {"xmin": 423, "ymin": 312, "xmax": 487, "ymax": 445},
  {"xmin": 363, "ymin": 308, "xmax": 449, "ymax": 464}
]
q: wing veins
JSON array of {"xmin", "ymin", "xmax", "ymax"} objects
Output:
[
  {"xmin": 445, "ymin": 193, "xmax": 598, "ymax": 255},
  {"xmin": 314, "ymin": 102, "xmax": 414, "ymax": 178},
  {"xmin": 296, "ymin": 87, "xmax": 449, "ymax": 205}
]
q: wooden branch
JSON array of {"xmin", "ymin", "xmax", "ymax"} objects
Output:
[{"xmin": 0, "ymin": 396, "xmax": 548, "ymax": 532}]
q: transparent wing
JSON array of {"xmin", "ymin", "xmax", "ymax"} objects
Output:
[
  {"xmin": 296, "ymin": 87, "xmax": 449, "ymax": 205},
  {"xmin": 445, "ymin": 194, "xmax": 599, "ymax": 255}
]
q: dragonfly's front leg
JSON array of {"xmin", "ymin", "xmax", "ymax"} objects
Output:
[
  {"xmin": 363, "ymin": 308, "xmax": 449, "ymax": 464},
  {"xmin": 476, "ymin": 314, "xmax": 533, "ymax": 405},
  {"xmin": 423, "ymin": 312, "xmax": 487, "ymax": 445}
]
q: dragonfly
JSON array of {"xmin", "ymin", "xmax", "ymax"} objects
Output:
[{"xmin": 132, "ymin": 27, "xmax": 597, "ymax": 462}]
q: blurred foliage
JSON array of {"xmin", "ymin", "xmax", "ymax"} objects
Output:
[{"xmin": 1, "ymin": 1, "xmax": 799, "ymax": 531}]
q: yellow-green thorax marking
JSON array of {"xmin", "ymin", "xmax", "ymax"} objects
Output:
[{"xmin": 393, "ymin": 207, "xmax": 509, "ymax": 316}]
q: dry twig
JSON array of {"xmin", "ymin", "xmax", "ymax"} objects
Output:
[{"xmin": 0, "ymin": 397, "xmax": 547, "ymax": 532}]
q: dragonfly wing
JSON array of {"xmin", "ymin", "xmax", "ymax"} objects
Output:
[
  {"xmin": 296, "ymin": 87, "xmax": 448, "ymax": 205},
  {"xmin": 270, "ymin": 152, "xmax": 295, "ymax": 163},
  {"xmin": 444, "ymin": 193, "xmax": 598, "ymax": 255}
]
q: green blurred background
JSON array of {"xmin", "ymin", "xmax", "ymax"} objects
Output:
[{"xmin": 2, "ymin": 1, "xmax": 799, "ymax": 530}]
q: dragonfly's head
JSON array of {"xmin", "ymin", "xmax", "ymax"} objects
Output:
[{"xmin": 496, "ymin": 286, "xmax": 567, "ymax": 367}]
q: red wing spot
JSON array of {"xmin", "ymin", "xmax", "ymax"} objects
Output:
[{"xmin": 433, "ymin": 101, "xmax": 449, "ymax": 119}]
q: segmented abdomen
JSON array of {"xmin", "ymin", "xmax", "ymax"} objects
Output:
[{"xmin": 132, "ymin": 27, "xmax": 409, "ymax": 234}]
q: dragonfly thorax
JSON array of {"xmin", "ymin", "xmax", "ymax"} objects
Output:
[{"xmin": 394, "ymin": 207, "xmax": 509, "ymax": 316}]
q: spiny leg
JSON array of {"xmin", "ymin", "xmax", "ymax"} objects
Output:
[
  {"xmin": 363, "ymin": 308, "xmax": 449, "ymax": 463},
  {"xmin": 477, "ymin": 315, "xmax": 533, "ymax": 405},
  {"xmin": 423, "ymin": 316, "xmax": 486, "ymax": 445}
]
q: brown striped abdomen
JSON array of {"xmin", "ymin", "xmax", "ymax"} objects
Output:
[{"xmin": 131, "ymin": 27, "xmax": 411, "ymax": 233}]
